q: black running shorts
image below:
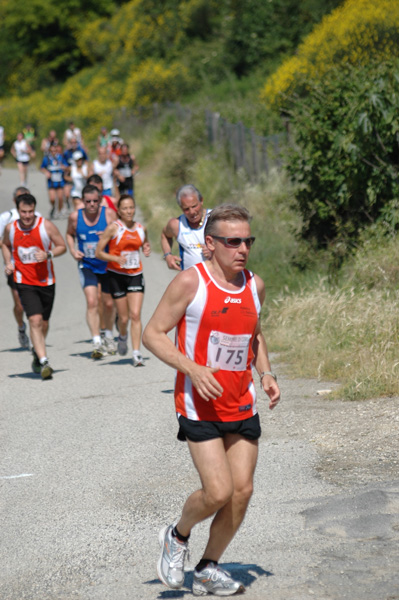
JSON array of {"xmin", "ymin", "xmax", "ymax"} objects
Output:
[
  {"xmin": 7, "ymin": 273, "xmax": 17, "ymax": 290},
  {"xmin": 108, "ymin": 271, "xmax": 145, "ymax": 299},
  {"xmin": 16, "ymin": 283, "xmax": 55, "ymax": 321},
  {"xmin": 177, "ymin": 413, "xmax": 261, "ymax": 442}
]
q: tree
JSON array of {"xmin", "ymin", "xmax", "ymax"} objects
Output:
[
  {"xmin": 226, "ymin": 0, "xmax": 341, "ymax": 77},
  {"xmin": 287, "ymin": 60, "xmax": 399, "ymax": 252},
  {"xmin": 0, "ymin": 0, "xmax": 119, "ymax": 95}
]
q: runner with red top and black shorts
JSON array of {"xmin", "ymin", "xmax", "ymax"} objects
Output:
[
  {"xmin": 95, "ymin": 194, "xmax": 150, "ymax": 367},
  {"xmin": 143, "ymin": 203, "xmax": 280, "ymax": 596},
  {"xmin": 2, "ymin": 193, "xmax": 66, "ymax": 379}
]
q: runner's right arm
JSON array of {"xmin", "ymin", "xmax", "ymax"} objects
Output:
[
  {"xmin": 1, "ymin": 224, "xmax": 14, "ymax": 274},
  {"xmin": 95, "ymin": 222, "xmax": 125, "ymax": 265},
  {"xmin": 65, "ymin": 212, "xmax": 84, "ymax": 261},
  {"xmin": 143, "ymin": 269, "xmax": 223, "ymax": 401},
  {"xmin": 160, "ymin": 217, "xmax": 182, "ymax": 271}
]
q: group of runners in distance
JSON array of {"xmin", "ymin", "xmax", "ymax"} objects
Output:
[
  {"xmin": 1, "ymin": 122, "xmax": 281, "ymax": 596},
  {"xmin": 1, "ymin": 122, "xmax": 138, "ymax": 221}
]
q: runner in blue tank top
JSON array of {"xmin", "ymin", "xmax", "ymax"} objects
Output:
[
  {"xmin": 40, "ymin": 144, "xmax": 69, "ymax": 219},
  {"xmin": 66, "ymin": 184, "xmax": 116, "ymax": 359},
  {"xmin": 77, "ymin": 205, "xmax": 108, "ymax": 274}
]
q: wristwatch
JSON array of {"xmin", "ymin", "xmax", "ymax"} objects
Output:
[{"xmin": 259, "ymin": 371, "xmax": 277, "ymax": 387}]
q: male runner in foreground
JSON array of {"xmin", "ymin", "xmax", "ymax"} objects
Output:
[
  {"xmin": 2, "ymin": 193, "xmax": 66, "ymax": 379},
  {"xmin": 143, "ymin": 203, "xmax": 280, "ymax": 596}
]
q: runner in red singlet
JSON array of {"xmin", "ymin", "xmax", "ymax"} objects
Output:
[
  {"xmin": 95, "ymin": 194, "xmax": 150, "ymax": 367},
  {"xmin": 143, "ymin": 203, "xmax": 280, "ymax": 596},
  {"xmin": 2, "ymin": 193, "xmax": 66, "ymax": 379}
]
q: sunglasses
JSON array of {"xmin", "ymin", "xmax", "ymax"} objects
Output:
[
  {"xmin": 211, "ymin": 235, "xmax": 255, "ymax": 249},
  {"xmin": 85, "ymin": 199, "xmax": 100, "ymax": 204}
]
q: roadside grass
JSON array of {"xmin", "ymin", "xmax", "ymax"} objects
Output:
[{"xmin": 265, "ymin": 279, "xmax": 399, "ymax": 400}]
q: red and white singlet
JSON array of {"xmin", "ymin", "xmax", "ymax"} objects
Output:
[
  {"xmin": 103, "ymin": 195, "xmax": 117, "ymax": 212},
  {"xmin": 9, "ymin": 217, "xmax": 55, "ymax": 286},
  {"xmin": 175, "ymin": 262, "xmax": 261, "ymax": 422},
  {"xmin": 107, "ymin": 220, "xmax": 146, "ymax": 275}
]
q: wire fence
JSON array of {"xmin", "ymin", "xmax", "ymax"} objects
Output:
[{"xmin": 114, "ymin": 102, "xmax": 285, "ymax": 183}]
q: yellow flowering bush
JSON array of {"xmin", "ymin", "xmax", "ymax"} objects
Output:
[
  {"xmin": 262, "ymin": 0, "xmax": 399, "ymax": 107},
  {"xmin": 122, "ymin": 59, "xmax": 192, "ymax": 107}
]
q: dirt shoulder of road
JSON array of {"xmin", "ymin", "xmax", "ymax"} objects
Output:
[{"xmin": 266, "ymin": 363, "xmax": 399, "ymax": 488}]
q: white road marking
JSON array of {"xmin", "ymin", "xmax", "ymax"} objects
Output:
[{"xmin": 0, "ymin": 473, "xmax": 34, "ymax": 480}]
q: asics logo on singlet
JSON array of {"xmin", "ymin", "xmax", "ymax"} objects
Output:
[{"xmin": 224, "ymin": 296, "xmax": 241, "ymax": 304}]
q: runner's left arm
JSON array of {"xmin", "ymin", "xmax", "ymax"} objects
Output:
[
  {"xmin": 34, "ymin": 220, "xmax": 67, "ymax": 262},
  {"xmin": 252, "ymin": 274, "xmax": 281, "ymax": 409}
]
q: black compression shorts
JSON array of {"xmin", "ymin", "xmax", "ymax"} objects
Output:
[
  {"xmin": 16, "ymin": 283, "xmax": 55, "ymax": 321},
  {"xmin": 108, "ymin": 271, "xmax": 144, "ymax": 299},
  {"xmin": 177, "ymin": 413, "xmax": 261, "ymax": 442}
]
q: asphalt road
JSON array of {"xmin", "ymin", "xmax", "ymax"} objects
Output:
[{"xmin": 1, "ymin": 165, "xmax": 398, "ymax": 600}]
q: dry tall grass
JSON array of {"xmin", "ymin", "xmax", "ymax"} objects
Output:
[{"xmin": 265, "ymin": 281, "xmax": 399, "ymax": 400}]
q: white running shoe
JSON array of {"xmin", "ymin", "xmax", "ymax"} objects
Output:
[
  {"xmin": 132, "ymin": 352, "xmax": 144, "ymax": 367},
  {"xmin": 157, "ymin": 523, "xmax": 189, "ymax": 589},
  {"xmin": 192, "ymin": 563, "xmax": 245, "ymax": 596},
  {"xmin": 103, "ymin": 337, "xmax": 117, "ymax": 355}
]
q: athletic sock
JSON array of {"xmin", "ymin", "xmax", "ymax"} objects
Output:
[
  {"xmin": 172, "ymin": 525, "xmax": 190, "ymax": 543},
  {"xmin": 104, "ymin": 329, "xmax": 113, "ymax": 339},
  {"xmin": 39, "ymin": 357, "xmax": 48, "ymax": 365},
  {"xmin": 93, "ymin": 335, "xmax": 101, "ymax": 345},
  {"xmin": 195, "ymin": 559, "xmax": 217, "ymax": 572},
  {"xmin": 119, "ymin": 333, "xmax": 128, "ymax": 340}
]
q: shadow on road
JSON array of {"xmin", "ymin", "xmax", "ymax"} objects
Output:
[
  {"xmin": 145, "ymin": 562, "xmax": 273, "ymax": 598},
  {"xmin": 8, "ymin": 369, "xmax": 67, "ymax": 379}
]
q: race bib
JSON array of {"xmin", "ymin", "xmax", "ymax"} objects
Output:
[
  {"xmin": 207, "ymin": 331, "xmax": 251, "ymax": 371},
  {"xmin": 83, "ymin": 241, "xmax": 97, "ymax": 258},
  {"xmin": 18, "ymin": 246, "xmax": 39, "ymax": 264},
  {"xmin": 50, "ymin": 170, "xmax": 63, "ymax": 183},
  {"xmin": 121, "ymin": 250, "xmax": 140, "ymax": 269},
  {"xmin": 120, "ymin": 166, "xmax": 132, "ymax": 177}
]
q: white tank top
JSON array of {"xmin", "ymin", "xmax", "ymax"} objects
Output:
[
  {"xmin": 14, "ymin": 139, "xmax": 30, "ymax": 162},
  {"xmin": 176, "ymin": 209, "xmax": 211, "ymax": 270},
  {"xmin": 93, "ymin": 159, "xmax": 113, "ymax": 190},
  {"xmin": 71, "ymin": 163, "xmax": 88, "ymax": 197}
]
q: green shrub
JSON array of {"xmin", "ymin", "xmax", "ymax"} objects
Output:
[{"xmin": 286, "ymin": 59, "xmax": 399, "ymax": 254}]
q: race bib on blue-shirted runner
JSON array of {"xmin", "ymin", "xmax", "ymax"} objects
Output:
[
  {"xmin": 207, "ymin": 331, "xmax": 251, "ymax": 371},
  {"xmin": 50, "ymin": 170, "xmax": 63, "ymax": 182},
  {"xmin": 83, "ymin": 241, "xmax": 97, "ymax": 258}
]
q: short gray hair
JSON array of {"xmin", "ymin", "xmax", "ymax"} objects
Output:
[
  {"xmin": 204, "ymin": 204, "xmax": 251, "ymax": 237},
  {"xmin": 176, "ymin": 184, "xmax": 202, "ymax": 207},
  {"xmin": 13, "ymin": 186, "xmax": 30, "ymax": 199}
]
